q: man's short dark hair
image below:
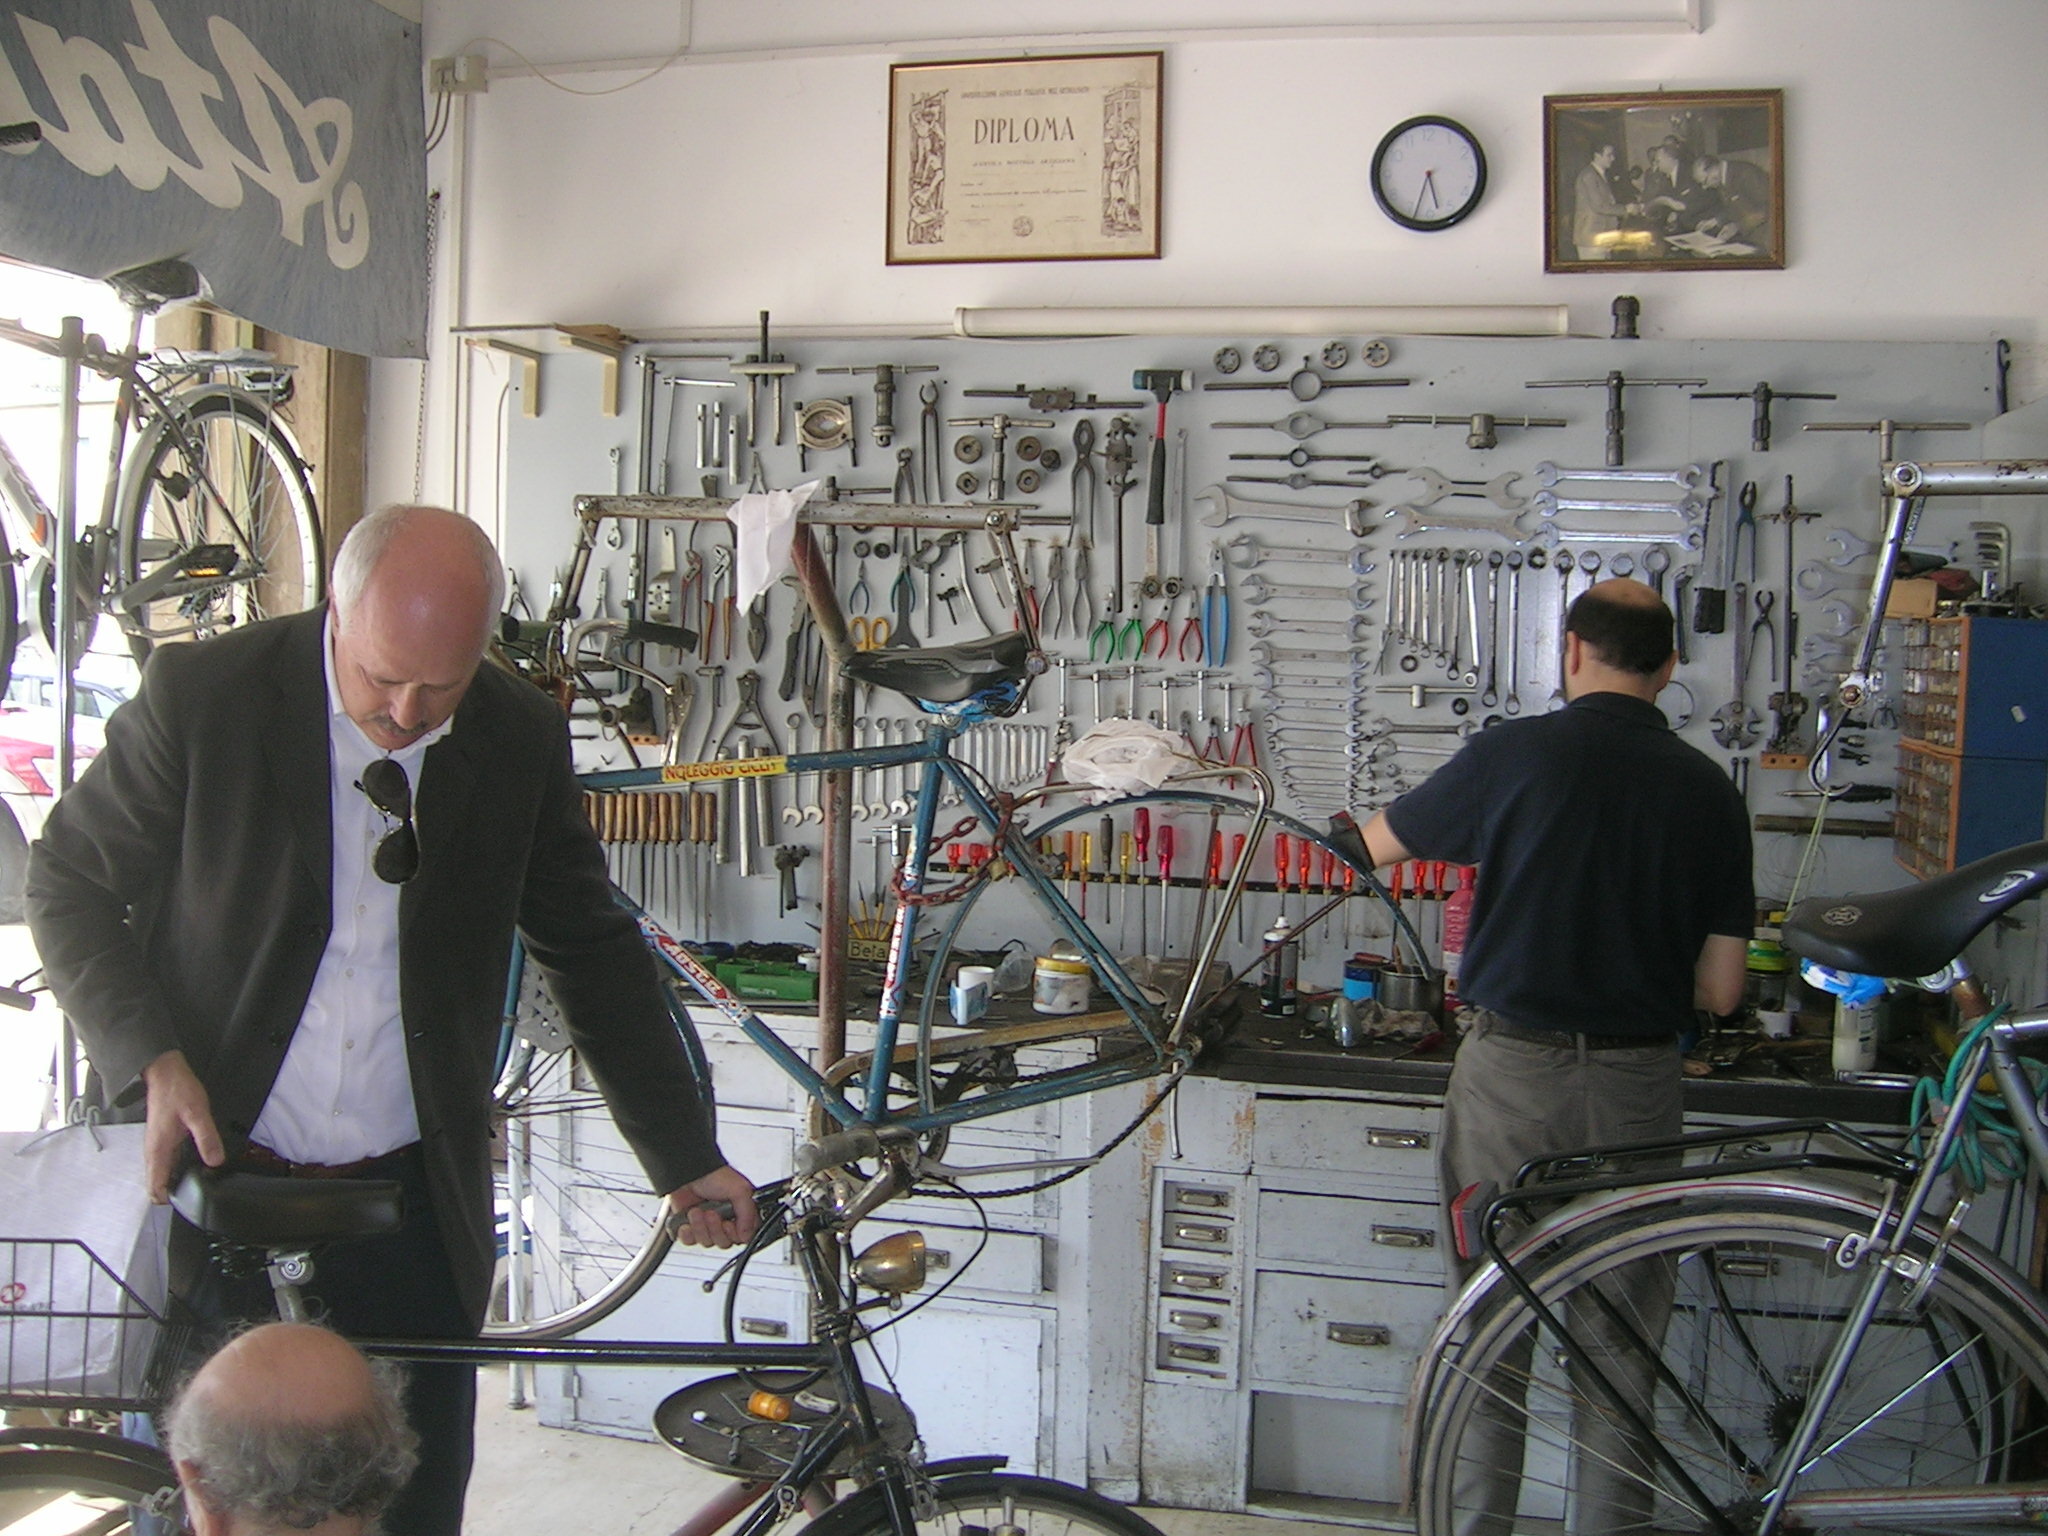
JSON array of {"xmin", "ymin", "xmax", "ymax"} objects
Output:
[
  {"xmin": 1565, "ymin": 585, "xmax": 1675, "ymax": 675},
  {"xmin": 165, "ymin": 1328, "xmax": 419, "ymax": 1533}
]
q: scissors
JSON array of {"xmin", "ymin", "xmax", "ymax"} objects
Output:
[{"xmin": 850, "ymin": 615, "xmax": 891, "ymax": 651}]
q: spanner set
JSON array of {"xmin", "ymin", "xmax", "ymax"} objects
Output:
[{"xmin": 497, "ymin": 327, "xmax": 2003, "ymax": 942}]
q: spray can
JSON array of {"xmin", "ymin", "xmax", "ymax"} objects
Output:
[
  {"xmin": 1439, "ymin": 866, "xmax": 1477, "ymax": 1016},
  {"xmin": 1260, "ymin": 915, "xmax": 1298, "ymax": 1017}
]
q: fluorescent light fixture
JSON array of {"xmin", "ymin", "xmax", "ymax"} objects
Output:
[{"xmin": 955, "ymin": 304, "xmax": 1569, "ymax": 339}]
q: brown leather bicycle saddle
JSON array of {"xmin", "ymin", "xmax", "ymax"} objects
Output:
[
  {"xmin": 842, "ymin": 631, "xmax": 1034, "ymax": 705},
  {"xmin": 1784, "ymin": 839, "xmax": 2048, "ymax": 979}
]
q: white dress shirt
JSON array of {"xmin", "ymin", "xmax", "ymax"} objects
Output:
[{"xmin": 249, "ymin": 622, "xmax": 452, "ymax": 1164}]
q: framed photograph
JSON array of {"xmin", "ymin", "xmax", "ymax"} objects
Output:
[
  {"xmin": 886, "ymin": 51, "xmax": 1162, "ymax": 265},
  {"xmin": 1543, "ymin": 89, "xmax": 1784, "ymax": 273}
]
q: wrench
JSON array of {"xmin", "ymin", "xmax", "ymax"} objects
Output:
[
  {"xmin": 1247, "ymin": 609, "xmax": 1375, "ymax": 643},
  {"xmin": 1405, "ymin": 468, "xmax": 1527, "ymax": 511},
  {"xmin": 1533, "ymin": 462, "xmax": 1707, "ymax": 492},
  {"xmin": 1816, "ymin": 597, "xmax": 1863, "ymax": 638},
  {"xmin": 1529, "ymin": 521, "xmax": 1705, "ymax": 550},
  {"xmin": 1221, "ymin": 532, "xmax": 1376, "ymax": 574},
  {"xmin": 1250, "ymin": 641, "xmax": 1372, "ymax": 668},
  {"xmin": 1530, "ymin": 490, "xmax": 1708, "ymax": 520},
  {"xmin": 1794, "ymin": 560, "xmax": 1860, "ymax": 600},
  {"xmin": 1504, "ymin": 551, "xmax": 1524, "ymax": 715},
  {"xmin": 1240, "ymin": 573, "xmax": 1374, "ymax": 606},
  {"xmin": 1479, "ymin": 553, "xmax": 1502, "ymax": 709},
  {"xmin": 1386, "ymin": 503, "xmax": 1535, "ymax": 543},
  {"xmin": 1196, "ymin": 484, "xmax": 1375, "ymax": 538},
  {"xmin": 1823, "ymin": 527, "xmax": 1882, "ymax": 567}
]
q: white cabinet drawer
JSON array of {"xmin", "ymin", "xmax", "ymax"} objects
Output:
[
  {"xmin": 1248, "ymin": 1270, "xmax": 1443, "ymax": 1398},
  {"xmin": 1251, "ymin": 1096, "xmax": 1438, "ymax": 1192},
  {"xmin": 1158, "ymin": 1258, "xmax": 1236, "ymax": 1301},
  {"xmin": 1156, "ymin": 1295, "xmax": 1234, "ymax": 1340},
  {"xmin": 1160, "ymin": 1212, "xmax": 1237, "ymax": 1257},
  {"xmin": 1255, "ymin": 1189, "xmax": 1445, "ymax": 1281}
]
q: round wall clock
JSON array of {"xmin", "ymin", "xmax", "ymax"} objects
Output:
[{"xmin": 1371, "ymin": 115, "xmax": 1488, "ymax": 232}]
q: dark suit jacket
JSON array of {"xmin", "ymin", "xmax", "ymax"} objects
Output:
[{"xmin": 25, "ymin": 608, "xmax": 724, "ymax": 1324}]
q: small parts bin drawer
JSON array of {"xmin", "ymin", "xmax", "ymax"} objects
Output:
[
  {"xmin": 1162, "ymin": 1179, "xmax": 1235, "ymax": 1216},
  {"xmin": 1255, "ymin": 1189, "xmax": 1445, "ymax": 1282},
  {"xmin": 1249, "ymin": 1270, "xmax": 1442, "ymax": 1397},
  {"xmin": 1159, "ymin": 1259, "xmax": 1234, "ymax": 1300},
  {"xmin": 1151, "ymin": 1296, "xmax": 1237, "ymax": 1384}
]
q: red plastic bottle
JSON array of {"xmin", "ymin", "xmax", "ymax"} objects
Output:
[{"xmin": 1439, "ymin": 866, "xmax": 1478, "ymax": 1016}]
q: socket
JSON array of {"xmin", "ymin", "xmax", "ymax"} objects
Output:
[{"xmin": 427, "ymin": 54, "xmax": 488, "ymax": 95}]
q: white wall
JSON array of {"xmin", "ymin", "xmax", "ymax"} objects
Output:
[{"xmin": 369, "ymin": 0, "xmax": 2048, "ymax": 509}]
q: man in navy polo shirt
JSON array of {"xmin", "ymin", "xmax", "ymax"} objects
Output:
[{"xmin": 1359, "ymin": 577, "xmax": 1751, "ymax": 1534}]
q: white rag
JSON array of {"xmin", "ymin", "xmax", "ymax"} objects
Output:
[{"xmin": 727, "ymin": 480, "xmax": 820, "ymax": 609}]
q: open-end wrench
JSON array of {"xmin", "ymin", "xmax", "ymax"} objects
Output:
[
  {"xmin": 1530, "ymin": 490, "xmax": 1708, "ymax": 520},
  {"xmin": 1196, "ymin": 484, "xmax": 1375, "ymax": 537},
  {"xmin": 1240, "ymin": 572, "xmax": 1374, "ymax": 607},
  {"xmin": 1221, "ymin": 532, "xmax": 1376, "ymax": 573},
  {"xmin": 1251, "ymin": 641, "xmax": 1372, "ymax": 668},
  {"xmin": 1533, "ymin": 462, "xmax": 1708, "ymax": 491},
  {"xmin": 1822, "ymin": 527, "xmax": 1882, "ymax": 567},
  {"xmin": 1385, "ymin": 503, "xmax": 1535, "ymax": 543},
  {"xmin": 1479, "ymin": 552, "xmax": 1503, "ymax": 709},
  {"xmin": 1530, "ymin": 521, "xmax": 1705, "ymax": 550},
  {"xmin": 1247, "ymin": 609, "xmax": 1375, "ymax": 643},
  {"xmin": 1405, "ymin": 468, "xmax": 1528, "ymax": 511},
  {"xmin": 1794, "ymin": 560, "xmax": 1860, "ymax": 600}
]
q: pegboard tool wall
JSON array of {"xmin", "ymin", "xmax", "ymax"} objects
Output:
[{"xmin": 497, "ymin": 330, "xmax": 2002, "ymax": 961}]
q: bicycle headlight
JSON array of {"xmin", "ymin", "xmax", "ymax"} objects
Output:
[{"xmin": 849, "ymin": 1230, "xmax": 927, "ymax": 1295}]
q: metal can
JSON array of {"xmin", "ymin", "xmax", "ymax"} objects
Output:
[{"xmin": 1032, "ymin": 954, "xmax": 1092, "ymax": 1015}]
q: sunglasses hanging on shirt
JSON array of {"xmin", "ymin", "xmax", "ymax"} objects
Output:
[{"xmin": 356, "ymin": 757, "xmax": 419, "ymax": 884}]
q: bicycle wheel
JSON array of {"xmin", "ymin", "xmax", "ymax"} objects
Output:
[
  {"xmin": 0, "ymin": 1442, "xmax": 182, "ymax": 1535},
  {"xmin": 484, "ymin": 958, "xmax": 696, "ymax": 1342},
  {"xmin": 114, "ymin": 385, "xmax": 321, "ymax": 661},
  {"xmin": 802, "ymin": 1470, "xmax": 1166, "ymax": 1536},
  {"xmin": 912, "ymin": 789, "xmax": 1407, "ymax": 1088},
  {"xmin": 1411, "ymin": 1189, "xmax": 2048, "ymax": 1536}
]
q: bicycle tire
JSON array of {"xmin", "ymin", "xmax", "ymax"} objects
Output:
[
  {"xmin": 0, "ymin": 1441, "xmax": 182, "ymax": 1535},
  {"xmin": 483, "ymin": 959, "xmax": 703, "ymax": 1342},
  {"xmin": 801, "ymin": 1470, "xmax": 1166, "ymax": 1536},
  {"xmin": 912, "ymin": 790, "xmax": 1403, "ymax": 1110},
  {"xmin": 113, "ymin": 385, "xmax": 321, "ymax": 662},
  {"xmin": 1411, "ymin": 1188, "xmax": 2048, "ymax": 1536}
]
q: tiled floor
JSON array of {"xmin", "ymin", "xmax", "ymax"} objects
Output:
[{"xmin": 466, "ymin": 1366, "xmax": 1361, "ymax": 1536}]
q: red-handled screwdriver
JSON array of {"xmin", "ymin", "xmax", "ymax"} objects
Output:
[
  {"xmin": 1275, "ymin": 833, "xmax": 1293, "ymax": 929},
  {"xmin": 1134, "ymin": 808, "xmax": 1152, "ymax": 955},
  {"xmin": 1157, "ymin": 822, "xmax": 1176, "ymax": 957}
]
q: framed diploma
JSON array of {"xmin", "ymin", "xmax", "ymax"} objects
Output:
[{"xmin": 886, "ymin": 51, "xmax": 1163, "ymax": 265}]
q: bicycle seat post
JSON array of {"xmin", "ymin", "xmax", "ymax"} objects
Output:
[{"xmin": 263, "ymin": 1244, "xmax": 317, "ymax": 1324}]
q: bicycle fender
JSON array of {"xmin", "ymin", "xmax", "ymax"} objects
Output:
[{"xmin": 921, "ymin": 1456, "xmax": 1010, "ymax": 1477}]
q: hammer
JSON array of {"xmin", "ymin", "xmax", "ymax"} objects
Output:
[{"xmin": 1133, "ymin": 369, "xmax": 1186, "ymax": 569}]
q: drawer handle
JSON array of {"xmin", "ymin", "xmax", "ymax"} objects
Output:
[
  {"xmin": 739, "ymin": 1317, "xmax": 789, "ymax": 1338},
  {"xmin": 1173, "ymin": 1222, "xmax": 1230, "ymax": 1246},
  {"xmin": 1327, "ymin": 1322, "xmax": 1391, "ymax": 1348},
  {"xmin": 1168, "ymin": 1309, "xmax": 1221, "ymax": 1331},
  {"xmin": 1165, "ymin": 1341, "xmax": 1221, "ymax": 1364},
  {"xmin": 1167, "ymin": 1268, "xmax": 1227, "ymax": 1291},
  {"xmin": 1371, "ymin": 1225, "xmax": 1435, "ymax": 1249},
  {"xmin": 1174, "ymin": 1188, "xmax": 1231, "ymax": 1210},
  {"xmin": 1367, "ymin": 1128, "xmax": 1430, "ymax": 1151}
]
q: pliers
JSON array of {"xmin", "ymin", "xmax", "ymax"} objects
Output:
[
  {"xmin": 1731, "ymin": 480, "xmax": 1759, "ymax": 585},
  {"xmin": 1072, "ymin": 539, "xmax": 1097, "ymax": 641},
  {"xmin": 1113, "ymin": 588, "xmax": 1144, "ymax": 661},
  {"xmin": 1042, "ymin": 542, "xmax": 1068, "ymax": 637},
  {"xmin": 1747, "ymin": 588, "xmax": 1778, "ymax": 680},
  {"xmin": 1070, "ymin": 418, "xmax": 1099, "ymax": 540},
  {"xmin": 1143, "ymin": 594, "xmax": 1170, "ymax": 659},
  {"xmin": 1201, "ymin": 543, "xmax": 1230, "ymax": 665}
]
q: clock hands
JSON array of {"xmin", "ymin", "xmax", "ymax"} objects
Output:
[{"xmin": 1411, "ymin": 169, "xmax": 1442, "ymax": 220}]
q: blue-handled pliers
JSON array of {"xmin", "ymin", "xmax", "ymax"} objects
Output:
[{"xmin": 1201, "ymin": 542, "xmax": 1230, "ymax": 666}]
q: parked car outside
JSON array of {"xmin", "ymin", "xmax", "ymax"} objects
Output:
[{"xmin": 0, "ymin": 650, "xmax": 135, "ymax": 837}]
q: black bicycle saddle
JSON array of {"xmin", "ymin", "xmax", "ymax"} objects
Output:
[
  {"xmin": 1784, "ymin": 839, "xmax": 2048, "ymax": 979},
  {"xmin": 842, "ymin": 631, "xmax": 1034, "ymax": 705},
  {"xmin": 171, "ymin": 1165, "xmax": 404, "ymax": 1249}
]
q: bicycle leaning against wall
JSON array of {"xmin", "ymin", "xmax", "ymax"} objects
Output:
[{"xmin": 0, "ymin": 125, "xmax": 323, "ymax": 689}]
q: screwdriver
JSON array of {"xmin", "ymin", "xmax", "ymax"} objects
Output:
[
  {"xmin": 1431, "ymin": 859, "xmax": 1449, "ymax": 962},
  {"xmin": 1079, "ymin": 831, "xmax": 1094, "ymax": 920},
  {"xmin": 1157, "ymin": 822, "xmax": 1176, "ymax": 958},
  {"xmin": 1119, "ymin": 830, "xmax": 1135, "ymax": 949},
  {"xmin": 1134, "ymin": 809, "xmax": 1152, "ymax": 955},
  {"xmin": 1230, "ymin": 832, "xmax": 1248, "ymax": 943},
  {"xmin": 1275, "ymin": 833, "xmax": 1293, "ymax": 929},
  {"xmin": 1297, "ymin": 837, "xmax": 1313, "ymax": 938},
  {"xmin": 1064, "ymin": 830, "xmax": 1079, "ymax": 908}
]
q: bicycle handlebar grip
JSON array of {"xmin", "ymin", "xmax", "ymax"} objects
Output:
[
  {"xmin": 623, "ymin": 618, "xmax": 698, "ymax": 651},
  {"xmin": 794, "ymin": 1125, "xmax": 884, "ymax": 1176},
  {"xmin": 0, "ymin": 122, "xmax": 41, "ymax": 149}
]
